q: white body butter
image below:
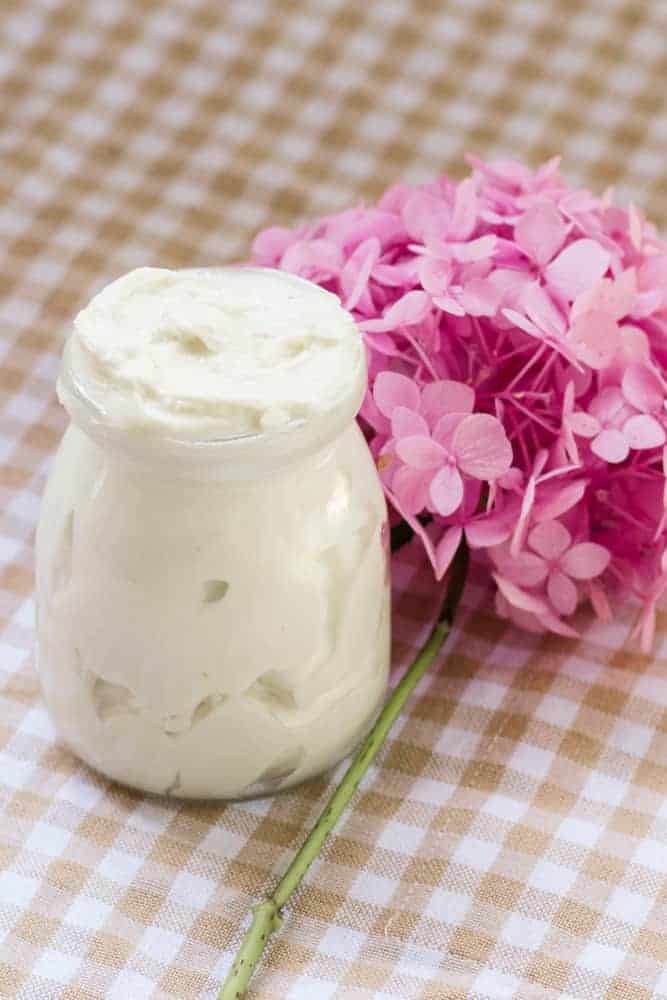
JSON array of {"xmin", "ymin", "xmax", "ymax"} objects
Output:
[{"xmin": 36, "ymin": 267, "xmax": 390, "ymax": 799}]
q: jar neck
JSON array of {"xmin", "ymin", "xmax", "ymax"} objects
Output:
[
  {"xmin": 62, "ymin": 390, "xmax": 356, "ymax": 486},
  {"xmin": 58, "ymin": 341, "xmax": 366, "ymax": 482}
]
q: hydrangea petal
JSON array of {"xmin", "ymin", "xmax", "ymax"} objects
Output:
[
  {"xmin": 465, "ymin": 509, "xmax": 514, "ymax": 548},
  {"xmin": 588, "ymin": 386, "xmax": 628, "ymax": 425},
  {"xmin": 432, "ymin": 412, "xmax": 467, "ymax": 448},
  {"xmin": 533, "ymin": 480, "xmax": 588, "ymax": 522},
  {"xmin": 373, "ymin": 371, "xmax": 420, "ymax": 417},
  {"xmin": 417, "ymin": 256, "xmax": 452, "ymax": 297},
  {"xmin": 341, "ymin": 237, "xmax": 381, "ymax": 311},
  {"xmin": 591, "ymin": 428, "xmax": 629, "ymax": 463},
  {"xmin": 548, "ymin": 569, "xmax": 578, "ymax": 616},
  {"xmin": 421, "ymin": 380, "xmax": 475, "ymax": 424},
  {"xmin": 514, "ymin": 201, "xmax": 568, "ymax": 267},
  {"xmin": 537, "ymin": 608, "xmax": 580, "ymax": 639},
  {"xmin": 623, "ymin": 414, "xmax": 666, "ymax": 451},
  {"xmin": 450, "ymin": 234, "xmax": 496, "ymax": 262},
  {"xmin": 522, "ymin": 281, "xmax": 566, "ymax": 336},
  {"xmin": 392, "ymin": 465, "xmax": 430, "ymax": 515},
  {"xmin": 383, "ymin": 290, "xmax": 432, "ymax": 327},
  {"xmin": 618, "ymin": 324, "xmax": 650, "ymax": 364},
  {"xmin": 391, "ymin": 406, "xmax": 429, "ymax": 439},
  {"xmin": 449, "ymin": 177, "xmax": 478, "ymax": 241},
  {"xmin": 501, "ymin": 551, "xmax": 549, "ymax": 587},
  {"xmin": 429, "ymin": 464, "xmax": 464, "ymax": 516},
  {"xmin": 622, "ymin": 363, "xmax": 663, "ymax": 414},
  {"xmin": 396, "ymin": 434, "xmax": 446, "ymax": 470},
  {"xmin": 457, "ymin": 277, "xmax": 503, "ymax": 316},
  {"xmin": 280, "ymin": 238, "xmax": 343, "ymax": 278},
  {"xmin": 571, "ymin": 269, "xmax": 636, "ymax": 321},
  {"xmin": 433, "ymin": 295, "xmax": 466, "ymax": 316},
  {"xmin": 528, "ymin": 519, "xmax": 571, "ymax": 560},
  {"xmin": 502, "ymin": 308, "xmax": 542, "ymax": 339},
  {"xmin": 568, "ymin": 311, "xmax": 619, "ymax": 370},
  {"xmin": 373, "ymin": 260, "xmax": 421, "ymax": 287},
  {"xmin": 569, "ymin": 412, "xmax": 600, "ymax": 438},
  {"xmin": 434, "ymin": 525, "xmax": 464, "ymax": 578},
  {"xmin": 251, "ymin": 226, "xmax": 296, "ymax": 264},
  {"xmin": 452, "ymin": 414, "xmax": 513, "ymax": 480},
  {"xmin": 493, "ymin": 574, "xmax": 549, "ymax": 615},
  {"xmin": 561, "ymin": 542, "xmax": 611, "ymax": 580},
  {"xmin": 545, "ymin": 239, "xmax": 610, "ymax": 299},
  {"xmin": 384, "ymin": 488, "xmax": 437, "ymax": 570},
  {"xmin": 402, "ymin": 191, "xmax": 451, "ymax": 242}
]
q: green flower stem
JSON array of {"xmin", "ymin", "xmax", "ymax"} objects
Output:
[{"xmin": 218, "ymin": 539, "xmax": 470, "ymax": 1000}]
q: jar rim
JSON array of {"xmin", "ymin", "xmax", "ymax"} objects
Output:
[
  {"xmin": 58, "ymin": 338, "xmax": 366, "ymax": 475},
  {"xmin": 57, "ymin": 265, "xmax": 368, "ymax": 474}
]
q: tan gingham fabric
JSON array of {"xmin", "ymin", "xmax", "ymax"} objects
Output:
[{"xmin": 2, "ymin": 1, "xmax": 667, "ymax": 997}]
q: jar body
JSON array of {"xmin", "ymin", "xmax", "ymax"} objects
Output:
[{"xmin": 35, "ymin": 422, "xmax": 390, "ymax": 799}]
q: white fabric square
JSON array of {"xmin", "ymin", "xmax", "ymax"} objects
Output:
[
  {"xmin": 0, "ymin": 536, "xmax": 24, "ymax": 564},
  {"xmin": 508, "ymin": 743, "xmax": 555, "ymax": 780},
  {"xmin": 199, "ymin": 825, "xmax": 248, "ymax": 859},
  {"xmin": 17, "ymin": 706, "xmax": 56, "ymax": 740},
  {"xmin": 425, "ymin": 886, "xmax": 471, "ymax": 926},
  {"xmin": 529, "ymin": 859, "xmax": 578, "ymax": 895},
  {"xmin": 435, "ymin": 726, "xmax": 482, "ymax": 759},
  {"xmin": 287, "ymin": 978, "xmax": 338, "ymax": 1000},
  {"xmin": 577, "ymin": 940, "xmax": 626, "ymax": 975},
  {"xmin": 108, "ymin": 969, "xmax": 155, "ymax": 1000},
  {"xmin": 65, "ymin": 895, "xmax": 113, "ymax": 932},
  {"xmin": 501, "ymin": 912, "xmax": 549, "ymax": 951},
  {"xmin": 410, "ymin": 777, "xmax": 455, "ymax": 806},
  {"xmin": 349, "ymin": 870, "xmax": 396, "ymax": 907},
  {"xmin": 534, "ymin": 694, "xmax": 581, "ymax": 729},
  {"xmin": 168, "ymin": 871, "xmax": 216, "ymax": 909},
  {"xmin": 57, "ymin": 773, "xmax": 105, "ymax": 810},
  {"xmin": 0, "ymin": 644, "xmax": 28, "ymax": 674},
  {"xmin": 396, "ymin": 944, "xmax": 443, "ymax": 980},
  {"xmin": 25, "ymin": 821, "xmax": 71, "ymax": 858},
  {"xmin": 0, "ymin": 872, "xmax": 38, "ymax": 909},
  {"xmin": 139, "ymin": 925, "xmax": 182, "ymax": 964},
  {"xmin": 482, "ymin": 793, "xmax": 528, "ymax": 824},
  {"xmin": 608, "ymin": 719, "xmax": 654, "ymax": 758},
  {"xmin": 632, "ymin": 838, "xmax": 667, "ymax": 874},
  {"xmin": 127, "ymin": 802, "xmax": 173, "ymax": 836},
  {"xmin": 473, "ymin": 968, "xmax": 522, "ymax": 998},
  {"xmin": 378, "ymin": 821, "xmax": 425, "ymax": 856},
  {"xmin": 581, "ymin": 771, "xmax": 628, "ymax": 807},
  {"xmin": 606, "ymin": 886, "xmax": 653, "ymax": 928},
  {"xmin": 653, "ymin": 963, "xmax": 667, "ymax": 995},
  {"xmin": 33, "ymin": 948, "xmax": 81, "ymax": 984},
  {"xmin": 556, "ymin": 816, "xmax": 602, "ymax": 848},
  {"xmin": 459, "ymin": 679, "xmax": 507, "ymax": 711},
  {"xmin": 452, "ymin": 836, "xmax": 501, "ymax": 873},
  {"xmin": 318, "ymin": 925, "xmax": 365, "ymax": 961},
  {"xmin": 98, "ymin": 850, "xmax": 144, "ymax": 886},
  {"xmin": 13, "ymin": 598, "xmax": 36, "ymax": 628}
]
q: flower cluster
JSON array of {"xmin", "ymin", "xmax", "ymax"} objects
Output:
[{"xmin": 252, "ymin": 156, "xmax": 667, "ymax": 649}]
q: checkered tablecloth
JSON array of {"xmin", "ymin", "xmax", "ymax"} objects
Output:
[{"xmin": 2, "ymin": 1, "xmax": 667, "ymax": 997}]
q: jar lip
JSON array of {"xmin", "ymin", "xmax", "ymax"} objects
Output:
[
  {"xmin": 57, "ymin": 340, "xmax": 366, "ymax": 474},
  {"xmin": 58, "ymin": 265, "xmax": 368, "ymax": 472}
]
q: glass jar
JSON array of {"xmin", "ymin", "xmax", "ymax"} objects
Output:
[{"xmin": 35, "ymin": 267, "xmax": 390, "ymax": 799}]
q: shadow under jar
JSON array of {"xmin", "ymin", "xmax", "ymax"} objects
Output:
[{"xmin": 35, "ymin": 266, "xmax": 390, "ymax": 799}]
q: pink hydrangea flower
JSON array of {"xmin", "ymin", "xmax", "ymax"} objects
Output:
[
  {"xmin": 494, "ymin": 520, "xmax": 610, "ymax": 617},
  {"xmin": 252, "ymin": 154, "xmax": 667, "ymax": 647},
  {"xmin": 571, "ymin": 376, "xmax": 665, "ymax": 463},
  {"xmin": 374, "ymin": 372, "xmax": 512, "ymax": 517}
]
